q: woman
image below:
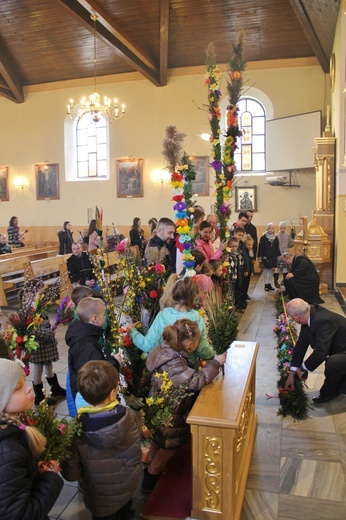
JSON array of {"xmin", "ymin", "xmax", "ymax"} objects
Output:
[
  {"xmin": 148, "ymin": 218, "xmax": 158, "ymax": 237},
  {"xmin": 129, "ymin": 217, "xmax": 147, "ymax": 256},
  {"xmin": 87, "ymin": 219, "xmax": 100, "ymax": 252},
  {"xmin": 7, "ymin": 216, "xmax": 26, "ymax": 248},
  {"xmin": 258, "ymin": 222, "xmax": 281, "ymax": 292},
  {"xmin": 57, "ymin": 221, "xmax": 73, "ymax": 255}
]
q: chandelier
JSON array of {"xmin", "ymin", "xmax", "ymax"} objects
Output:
[{"xmin": 67, "ymin": 13, "xmax": 125, "ymax": 123}]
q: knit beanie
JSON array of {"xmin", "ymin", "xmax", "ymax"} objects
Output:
[{"xmin": 0, "ymin": 359, "xmax": 24, "ymax": 414}]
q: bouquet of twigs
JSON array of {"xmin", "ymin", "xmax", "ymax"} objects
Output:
[
  {"xmin": 21, "ymin": 401, "xmax": 81, "ymax": 462},
  {"xmin": 203, "ymin": 289, "xmax": 238, "ymax": 355}
]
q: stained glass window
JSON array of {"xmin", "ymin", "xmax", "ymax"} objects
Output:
[{"xmin": 233, "ymin": 98, "xmax": 266, "ymax": 172}]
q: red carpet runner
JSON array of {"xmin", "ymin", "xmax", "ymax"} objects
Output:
[{"xmin": 143, "ymin": 443, "xmax": 192, "ymax": 519}]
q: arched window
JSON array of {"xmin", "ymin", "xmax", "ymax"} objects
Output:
[
  {"xmin": 76, "ymin": 113, "xmax": 107, "ymax": 178},
  {"xmin": 64, "ymin": 109, "xmax": 110, "ymax": 182},
  {"xmin": 233, "ymin": 98, "xmax": 266, "ymax": 172}
]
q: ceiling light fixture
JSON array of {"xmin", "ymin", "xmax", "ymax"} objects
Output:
[{"xmin": 67, "ymin": 14, "xmax": 126, "ymax": 123}]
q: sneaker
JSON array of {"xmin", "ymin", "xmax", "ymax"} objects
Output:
[
  {"xmin": 312, "ymin": 393, "xmax": 337, "ymax": 404},
  {"xmin": 141, "ymin": 468, "xmax": 161, "ymax": 493}
]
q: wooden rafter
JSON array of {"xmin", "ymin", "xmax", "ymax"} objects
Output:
[
  {"xmin": 0, "ymin": 45, "xmax": 24, "ymax": 103},
  {"xmin": 288, "ymin": 0, "xmax": 329, "ymax": 73},
  {"xmin": 159, "ymin": 0, "xmax": 169, "ymax": 86},
  {"xmin": 59, "ymin": 0, "xmax": 163, "ymax": 86}
]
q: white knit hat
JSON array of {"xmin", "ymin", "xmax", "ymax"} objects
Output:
[{"xmin": 0, "ymin": 359, "xmax": 25, "ymax": 414}]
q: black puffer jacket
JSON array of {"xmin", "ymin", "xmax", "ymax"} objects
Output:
[
  {"xmin": 61, "ymin": 405, "xmax": 142, "ymax": 517},
  {"xmin": 0, "ymin": 422, "xmax": 63, "ymax": 520},
  {"xmin": 146, "ymin": 343, "xmax": 221, "ymax": 449},
  {"xmin": 65, "ymin": 320, "xmax": 119, "ymax": 399}
]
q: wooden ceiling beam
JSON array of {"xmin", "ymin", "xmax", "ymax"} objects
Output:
[
  {"xmin": 159, "ymin": 0, "xmax": 169, "ymax": 86},
  {"xmin": 0, "ymin": 46, "xmax": 24, "ymax": 103},
  {"xmin": 288, "ymin": 0, "xmax": 329, "ymax": 73},
  {"xmin": 59, "ymin": 0, "xmax": 162, "ymax": 86}
]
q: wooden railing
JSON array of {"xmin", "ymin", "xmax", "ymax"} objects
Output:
[{"xmin": 187, "ymin": 340, "xmax": 259, "ymax": 520}]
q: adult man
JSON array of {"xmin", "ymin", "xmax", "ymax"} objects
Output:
[
  {"xmin": 67, "ymin": 242, "xmax": 99, "ymax": 290},
  {"xmin": 285, "ymin": 298, "xmax": 346, "ymax": 403},
  {"xmin": 0, "ymin": 234, "xmax": 12, "ymax": 254},
  {"xmin": 230, "ymin": 212, "xmax": 248, "ymax": 235},
  {"xmin": 145, "ymin": 217, "xmax": 176, "ymax": 271},
  {"xmin": 244, "ymin": 210, "xmax": 258, "ymax": 260},
  {"xmin": 282, "ymin": 252, "xmax": 324, "ymax": 304}
]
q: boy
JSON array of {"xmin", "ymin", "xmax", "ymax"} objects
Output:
[
  {"xmin": 65, "ymin": 297, "xmax": 119, "ymax": 402},
  {"xmin": 232, "ymin": 227, "xmax": 250, "ymax": 312},
  {"xmin": 61, "ymin": 360, "xmax": 142, "ymax": 520},
  {"xmin": 227, "ymin": 236, "xmax": 239, "ymax": 303}
]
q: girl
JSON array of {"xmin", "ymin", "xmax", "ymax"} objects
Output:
[
  {"xmin": 274, "ymin": 221, "xmax": 294, "ymax": 288},
  {"xmin": 87, "ymin": 219, "xmax": 100, "ymax": 252},
  {"xmin": 129, "ymin": 277, "xmax": 215, "ymax": 368},
  {"xmin": 258, "ymin": 222, "xmax": 281, "ymax": 292},
  {"xmin": 129, "ymin": 217, "xmax": 147, "ymax": 257},
  {"xmin": 0, "ymin": 358, "xmax": 63, "ymax": 519},
  {"xmin": 148, "ymin": 217, "xmax": 158, "ymax": 237},
  {"xmin": 244, "ymin": 234, "xmax": 255, "ymax": 300},
  {"xmin": 7, "ymin": 216, "xmax": 27, "ymax": 248},
  {"xmin": 142, "ymin": 319, "xmax": 226, "ymax": 492},
  {"xmin": 20, "ymin": 280, "xmax": 66, "ymax": 406},
  {"xmin": 57, "ymin": 220, "xmax": 73, "ymax": 255}
]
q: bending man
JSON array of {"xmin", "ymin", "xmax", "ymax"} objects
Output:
[
  {"xmin": 285, "ymin": 298, "xmax": 346, "ymax": 404},
  {"xmin": 282, "ymin": 252, "xmax": 324, "ymax": 304}
]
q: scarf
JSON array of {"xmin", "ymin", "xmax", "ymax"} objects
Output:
[
  {"xmin": 78, "ymin": 399, "xmax": 119, "ymax": 417},
  {"xmin": 264, "ymin": 231, "xmax": 276, "ymax": 242}
]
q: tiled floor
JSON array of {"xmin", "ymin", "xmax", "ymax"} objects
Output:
[{"xmin": 2, "ymin": 274, "xmax": 346, "ymax": 519}]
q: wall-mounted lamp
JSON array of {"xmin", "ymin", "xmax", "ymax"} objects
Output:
[
  {"xmin": 152, "ymin": 169, "xmax": 171, "ymax": 185},
  {"xmin": 196, "ymin": 132, "xmax": 211, "ymax": 142},
  {"xmin": 14, "ymin": 176, "xmax": 29, "ymax": 191}
]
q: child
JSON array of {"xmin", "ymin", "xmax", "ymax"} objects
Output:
[
  {"xmin": 129, "ymin": 277, "xmax": 215, "ymax": 368},
  {"xmin": 258, "ymin": 222, "xmax": 281, "ymax": 292},
  {"xmin": 143, "ymin": 319, "xmax": 226, "ymax": 492},
  {"xmin": 244, "ymin": 234, "xmax": 255, "ymax": 300},
  {"xmin": 195, "ymin": 221, "xmax": 226, "ymax": 262},
  {"xmin": 209, "ymin": 259, "xmax": 224, "ymax": 292},
  {"xmin": 65, "ymin": 297, "xmax": 119, "ymax": 404},
  {"xmin": 61, "ymin": 360, "xmax": 142, "ymax": 520},
  {"xmin": 227, "ymin": 236, "xmax": 239, "ymax": 304},
  {"xmin": 0, "ymin": 358, "xmax": 63, "ymax": 519},
  {"xmin": 232, "ymin": 227, "xmax": 250, "ymax": 311},
  {"xmin": 20, "ymin": 280, "xmax": 66, "ymax": 406},
  {"xmin": 274, "ymin": 221, "xmax": 294, "ymax": 288}
]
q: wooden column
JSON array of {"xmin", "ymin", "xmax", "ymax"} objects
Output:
[{"xmin": 187, "ymin": 341, "xmax": 259, "ymax": 520}]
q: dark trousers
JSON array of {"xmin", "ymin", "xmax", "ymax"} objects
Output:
[
  {"xmin": 92, "ymin": 499, "xmax": 136, "ymax": 520},
  {"xmin": 319, "ymin": 352, "xmax": 346, "ymax": 397}
]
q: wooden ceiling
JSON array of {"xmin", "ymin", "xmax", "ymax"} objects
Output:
[{"xmin": 0, "ymin": 0, "xmax": 340, "ymax": 104}]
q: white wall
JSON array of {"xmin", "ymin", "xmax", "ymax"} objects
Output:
[{"xmin": 0, "ymin": 64, "xmax": 324, "ymax": 233}]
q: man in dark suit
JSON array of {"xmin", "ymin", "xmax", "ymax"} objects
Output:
[
  {"xmin": 285, "ymin": 298, "xmax": 346, "ymax": 403},
  {"xmin": 67, "ymin": 242, "xmax": 100, "ymax": 290},
  {"xmin": 282, "ymin": 252, "xmax": 324, "ymax": 304}
]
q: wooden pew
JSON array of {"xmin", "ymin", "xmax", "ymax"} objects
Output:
[
  {"xmin": 0, "ymin": 248, "xmax": 59, "ymax": 306},
  {"xmin": 187, "ymin": 341, "xmax": 259, "ymax": 520},
  {"xmin": 24, "ymin": 254, "xmax": 71, "ymax": 301},
  {"xmin": 0, "ymin": 244, "xmax": 59, "ymax": 259}
]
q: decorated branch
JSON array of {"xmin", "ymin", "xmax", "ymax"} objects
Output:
[
  {"xmin": 205, "ymin": 36, "xmax": 246, "ymax": 241},
  {"xmin": 162, "ymin": 125, "xmax": 197, "ymax": 276},
  {"xmin": 273, "ymin": 293, "xmax": 312, "ymax": 419}
]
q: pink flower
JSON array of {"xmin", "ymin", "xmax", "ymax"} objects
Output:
[
  {"xmin": 154, "ymin": 264, "xmax": 165, "ymax": 273},
  {"xmin": 58, "ymin": 424, "xmax": 67, "ymax": 434}
]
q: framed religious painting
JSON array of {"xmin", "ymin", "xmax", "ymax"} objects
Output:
[
  {"xmin": 189, "ymin": 156, "xmax": 210, "ymax": 196},
  {"xmin": 0, "ymin": 166, "xmax": 9, "ymax": 201},
  {"xmin": 35, "ymin": 163, "xmax": 60, "ymax": 200},
  {"xmin": 116, "ymin": 157, "xmax": 143, "ymax": 198},
  {"xmin": 235, "ymin": 186, "xmax": 257, "ymax": 212}
]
